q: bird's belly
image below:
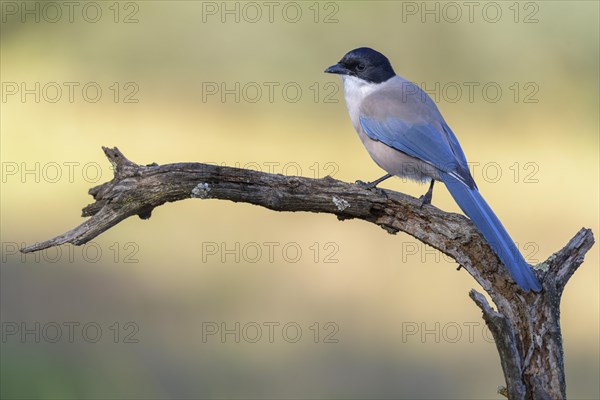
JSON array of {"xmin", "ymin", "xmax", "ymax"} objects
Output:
[{"xmin": 357, "ymin": 129, "xmax": 440, "ymax": 183}]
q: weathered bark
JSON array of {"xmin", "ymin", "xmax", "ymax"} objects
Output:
[{"xmin": 21, "ymin": 147, "xmax": 595, "ymax": 399}]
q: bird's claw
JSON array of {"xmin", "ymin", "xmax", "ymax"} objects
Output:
[
  {"xmin": 355, "ymin": 179, "xmax": 377, "ymax": 189},
  {"xmin": 356, "ymin": 180, "xmax": 389, "ymax": 198},
  {"xmin": 419, "ymin": 193, "xmax": 432, "ymax": 208}
]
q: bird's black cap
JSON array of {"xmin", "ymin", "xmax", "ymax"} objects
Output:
[{"xmin": 324, "ymin": 47, "xmax": 396, "ymax": 84}]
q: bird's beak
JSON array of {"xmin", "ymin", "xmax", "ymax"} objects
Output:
[{"xmin": 324, "ymin": 63, "xmax": 349, "ymax": 75}]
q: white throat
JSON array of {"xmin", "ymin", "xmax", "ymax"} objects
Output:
[{"xmin": 340, "ymin": 75, "xmax": 383, "ymax": 128}]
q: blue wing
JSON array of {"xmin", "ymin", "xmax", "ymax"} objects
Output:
[
  {"xmin": 359, "ymin": 115, "xmax": 475, "ymax": 188},
  {"xmin": 441, "ymin": 122, "xmax": 472, "ymax": 185}
]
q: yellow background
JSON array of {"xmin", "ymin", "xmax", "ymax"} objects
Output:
[{"xmin": 1, "ymin": 1, "xmax": 598, "ymax": 398}]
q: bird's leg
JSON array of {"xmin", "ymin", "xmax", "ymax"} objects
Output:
[
  {"xmin": 419, "ymin": 179, "xmax": 435, "ymax": 208},
  {"xmin": 355, "ymin": 173, "xmax": 393, "ymax": 189}
]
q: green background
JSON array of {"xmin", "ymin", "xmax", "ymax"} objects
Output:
[{"xmin": 1, "ymin": 1, "xmax": 598, "ymax": 398}]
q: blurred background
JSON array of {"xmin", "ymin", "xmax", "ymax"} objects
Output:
[{"xmin": 1, "ymin": 1, "xmax": 598, "ymax": 398}]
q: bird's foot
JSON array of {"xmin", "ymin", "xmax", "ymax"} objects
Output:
[
  {"xmin": 355, "ymin": 179, "xmax": 389, "ymax": 198},
  {"xmin": 355, "ymin": 173, "xmax": 393, "ymax": 190},
  {"xmin": 355, "ymin": 179, "xmax": 378, "ymax": 190},
  {"xmin": 418, "ymin": 180, "xmax": 435, "ymax": 208},
  {"xmin": 418, "ymin": 192, "xmax": 432, "ymax": 208}
]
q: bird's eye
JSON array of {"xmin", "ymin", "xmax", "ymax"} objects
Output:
[{"xmin": 356, "ymin": 64, "xmax": 366, "ymax": 72}]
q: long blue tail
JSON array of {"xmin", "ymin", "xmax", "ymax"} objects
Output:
[{"xmin": 440, "ymin": 172, "xmax": 541, "ymax": 292}]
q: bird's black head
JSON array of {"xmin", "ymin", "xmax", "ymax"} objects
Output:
[{"xmin": 324, "ymin": 47, "xmax": 396, "ymax": 84}]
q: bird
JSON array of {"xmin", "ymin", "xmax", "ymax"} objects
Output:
[{"xmin": 324, "ymin": 47, "xmax": 541, "ymax": 292}]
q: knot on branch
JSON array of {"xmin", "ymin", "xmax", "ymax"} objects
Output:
[
  {"xmin": 82, "ymin": 147, "xmax": 148, "ymax": 218},
  {"xmin": 102, "ymin": 146, "xmax": 139, "ymax": 178}
]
